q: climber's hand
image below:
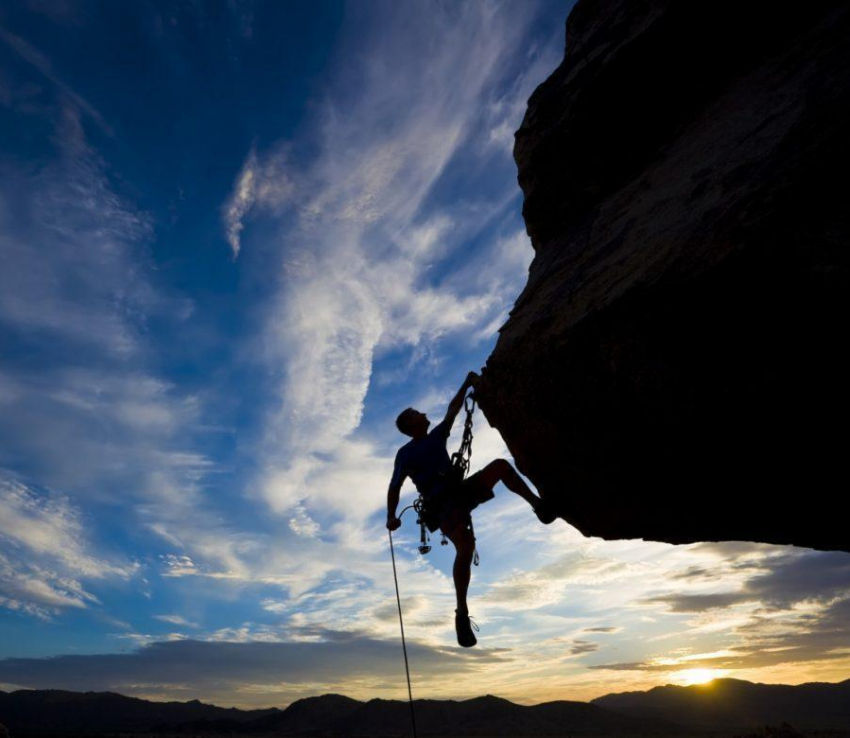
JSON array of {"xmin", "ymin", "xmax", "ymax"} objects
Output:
[
  {"xmin": 465, "ymin": 371, "xmax": 480, "ymax": 389},
  {"xmin": 386, "ymin": 516, "xmax": 402, "ymax": 532}
]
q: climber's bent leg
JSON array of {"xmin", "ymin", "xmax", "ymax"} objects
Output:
[
  {"xmin": 472, "ymin": 458, "xmax": 539, "ymax": 509},
  {"xmin": 468, "ymin": 458, "xmax": 556, "ymax": 524}
]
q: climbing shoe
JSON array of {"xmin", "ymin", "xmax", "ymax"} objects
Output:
[
  {"xmin": 455, "ymin": 609, "xmax": 479, "ymax": 648},
  {"xmin": 534, "ymin": 498, "xmax": 556, "ymax": 525}
]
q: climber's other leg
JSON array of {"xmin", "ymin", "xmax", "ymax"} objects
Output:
[
  {"xmin": 444, "ymin": 521, "xmax": 477, "ymax": 647},
  {"xmin": 445, "ymin": 520, "xmax": 475, "ymax": 612}
]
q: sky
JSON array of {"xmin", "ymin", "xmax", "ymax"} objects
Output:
[{"xmin": 1, "ymin": 0, "xmax": 849, "ymax": 711}]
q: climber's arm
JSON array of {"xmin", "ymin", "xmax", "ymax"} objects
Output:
[
  {"xmin": 442, "ymin": 371, "xmax": 479, "ymax": 429},
  {"xmin": 386, "ymin": 481, "xmax": 402, "ymax": 531},
  {"xmin": 386, "ymin": 451, "xmax": 406, "ymax": 531}
]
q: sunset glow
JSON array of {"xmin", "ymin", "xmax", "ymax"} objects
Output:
[{"xmin": 673, "ymin": 669, "xmax": 728, "ymax": 686}]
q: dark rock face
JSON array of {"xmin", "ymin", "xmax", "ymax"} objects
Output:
[{"xmin": 477, "ymin": 0, "xmax": 850, "ymax": 550}]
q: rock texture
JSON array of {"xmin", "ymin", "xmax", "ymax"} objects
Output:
[{"xmin": 477, "ymin": 0, "xmax": 850, "ymax": 551}]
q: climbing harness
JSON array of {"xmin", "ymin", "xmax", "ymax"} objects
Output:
[
  {"xmin": 387, "ymin": 392, "xmax": 479, "ymax": 738},
  {"xmin": 415, "ymin": 394, "xmax": 479, "ymax": 560}
]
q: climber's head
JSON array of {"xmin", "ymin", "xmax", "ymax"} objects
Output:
[{"xmin": 396, "ymin": 407, "xmax": 429, "ymax": 437}]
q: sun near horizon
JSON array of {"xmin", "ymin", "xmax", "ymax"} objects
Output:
[{"xmin": 672, "ymin": 669, "xmax": 728, "ymax": 686}]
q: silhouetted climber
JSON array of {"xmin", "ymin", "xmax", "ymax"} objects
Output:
[{"xmin": 386, "ymin": 371, "xmax": 555, "ymax": 647}]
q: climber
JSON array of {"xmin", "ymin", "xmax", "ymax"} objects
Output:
[{"xmin": 386, "ymin": 370, "xmax": 555, "ymax": 648}]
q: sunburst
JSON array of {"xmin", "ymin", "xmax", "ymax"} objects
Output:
[{"xmin": 673, "ymin": 668, "xmax": 727, "ymax": 685}]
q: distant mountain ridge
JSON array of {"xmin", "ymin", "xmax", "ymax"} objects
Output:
[
  {"xmin": 248, "ymin": 693, "xmax": 671, "ymax": 736},
  {"xmin": 592, "ymin": 678, "xmax": 850, "ymax": 732},
  {"xmin": 0, "ymin": 689, "xmax": 278, "ymax": 734},
  {"xmin": 1, "ymin": 678, "xmax": 849, "ymax": 735}
]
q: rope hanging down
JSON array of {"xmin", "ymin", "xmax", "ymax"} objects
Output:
[{"xmin": 388, "ymin": 528, "xmax": 417, "ymax": 738}]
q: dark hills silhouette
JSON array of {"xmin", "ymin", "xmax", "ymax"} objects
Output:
[
  {"xmin": 0, "ymin": 689, "xmax": 278, "ymax": 734},
  {"xmin": 592, "ymin": 678, "xmax": 850, "ymax": 732},
  {"xmin": 254, "ymin": 693, "xmax": 670, "ymax": 736},
  {"xmin": 2, "ymin": 679, "xmax": 850, "ymax": 735},
  {"xmin": 244, "ymin": 694, "xmax": 363, "ymax": 734}
]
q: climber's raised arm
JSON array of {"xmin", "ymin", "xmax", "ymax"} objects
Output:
[{"xmin": 443, "ymin": 371, "xmax": 479, "ymax": 430}]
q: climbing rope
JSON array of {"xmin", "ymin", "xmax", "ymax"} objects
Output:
[{"xmin": 388, "ymin": 527, "xmax": 417, "ymax": 738}]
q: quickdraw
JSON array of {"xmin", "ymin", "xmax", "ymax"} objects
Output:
[{"xmin": 451, "ymin": 393, "xmax": 476, "ymax": 478}]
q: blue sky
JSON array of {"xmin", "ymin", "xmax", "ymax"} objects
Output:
[{"xmin": 1, "ymin": 0, "xmax": 848, "ymax": 709}]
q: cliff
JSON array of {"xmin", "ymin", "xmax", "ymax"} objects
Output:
[{"xmin": 477, "ymin": 0, "xmax": 850, "ymax": 551}]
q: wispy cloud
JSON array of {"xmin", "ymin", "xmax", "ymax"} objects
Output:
[
  {"xmin": 0, "ymin": 28, "xmax": 113, "ymax": 134},
  {"xmin": 0, "ymin": 477, "xmax": 137, "ymax": 618},
  {"xmin": 483, "ymin": 553, "xmax": 628, "ymax": 611},
  {"xmin": 223, "ymin": 2, "xmax": 544, "ymax": 530},
  {"xmin": 153, "ymin": 614, "xmax": 198, "ymax": 628},
  {"xmin": 0, "ymin": 51, "xmax": 228, "ymax": 622},
  {"xmin": 588, "ymin": 548, "xmax": 850, "ymax": 678},
  {"xmin": 212, "ymin": 4, "xmax": 558, "ymax": 654},
  {"xmin": 222, "ymin": 146, "xmax": 296, "ymax": 257},
  {"xmin": 0, "ymin": 106, "xmax": 152, "ymax": 356}
]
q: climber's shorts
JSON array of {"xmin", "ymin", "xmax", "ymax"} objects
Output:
[{"xmin": 436, "ymin": 470, "xmax": 495, "ymax": 535}]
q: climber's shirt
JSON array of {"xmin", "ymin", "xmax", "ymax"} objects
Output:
[{"xmin": 390, "ymin": 418, "xmax": 453, "ymax": 499}]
